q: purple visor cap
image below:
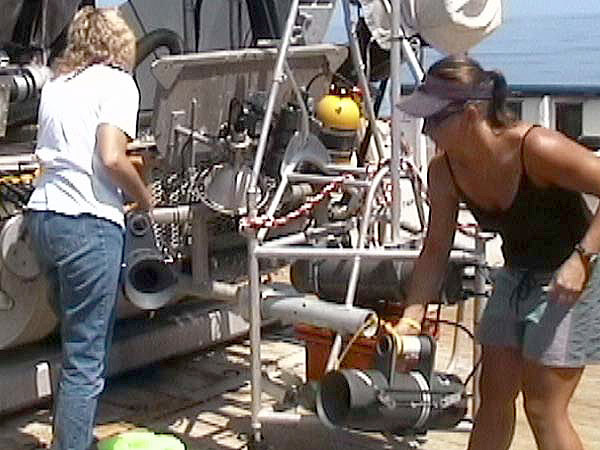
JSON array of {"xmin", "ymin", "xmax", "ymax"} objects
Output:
[{"xmin": 397, "ymin": 75, "xmax": 494, "ymax": 118}]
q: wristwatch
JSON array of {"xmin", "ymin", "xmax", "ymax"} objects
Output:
[{"xmin": 574, "ymin": 243, "xmax": 598, "ymax": 267}]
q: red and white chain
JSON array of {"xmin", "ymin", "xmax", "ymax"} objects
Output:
[{"xmin": 240, "ymin": 175, "xmax": 351, "ymax": 231}]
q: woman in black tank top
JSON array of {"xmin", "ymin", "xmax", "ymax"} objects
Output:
[{"xmin": 397, "ymin": 55, "xmax": 600, "ymax": 450}]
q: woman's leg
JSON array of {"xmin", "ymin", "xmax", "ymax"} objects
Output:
[
  {"xmin": 522, "ymin": 360, "xmax": 584, "ymax": 450},
  {"xmin": 42, "ymin": 214, "xmax": 123, "ymax": 450},
  {"xmin": 467, "ymin": 345, "xmax": 523, "ymax": 450}
]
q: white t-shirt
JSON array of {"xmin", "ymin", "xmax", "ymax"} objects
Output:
[{"xmin": 27, "ymin": 64, "xmax": 140, "ymax": 228}]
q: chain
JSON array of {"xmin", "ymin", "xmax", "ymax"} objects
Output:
[{"xmin": 239, "ymin": 175, "xmax": 351, "ymax": 231}]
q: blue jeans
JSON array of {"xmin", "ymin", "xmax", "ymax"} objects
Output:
[{"xmin": 26, "ymin": 211, "xmax": 124, "ymax": 450}]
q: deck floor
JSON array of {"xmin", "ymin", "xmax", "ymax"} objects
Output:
[{"xmin": 1, "ymin": 296, "xmax": 599, "ymax": 450}]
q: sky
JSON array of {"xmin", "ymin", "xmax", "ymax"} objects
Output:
[
  {"xmin": 97, "ymin": 0, "xmax": 600, "ymax": 18},
  {"xmin": 508, "ymin": 0, "xmax": 600, "ymax": 17}
]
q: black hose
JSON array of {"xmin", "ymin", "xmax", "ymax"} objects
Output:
[{"xmin": 135, "ymin": 28, "xmax": 184, "ymax": 68}]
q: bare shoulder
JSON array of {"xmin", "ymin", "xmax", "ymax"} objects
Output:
[
  {"xmin": 522, "ymin": 125, "xmax": 575, "ymax": 153},
  {"xmin": 519, "ymin": 124, "xmax": 599, "ymax": 187},
  {"xmin": 428, "ymin": 153, "xmax": 459, "ymax": 200}
]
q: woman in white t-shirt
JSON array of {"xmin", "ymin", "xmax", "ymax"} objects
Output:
[{"xmin": 26, "ymin": 7, "xmax": 152, "ymax": 450}]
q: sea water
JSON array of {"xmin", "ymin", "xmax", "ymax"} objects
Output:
[
  {"xmin": 325, "ymin": 13, "xmax": 600, "ymax": 115},
  {"xmin": 326, "ymin": 13, "xmax": 600, "ymax": 85}
]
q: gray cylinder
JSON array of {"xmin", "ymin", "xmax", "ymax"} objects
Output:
[
  {"xmin": 0, "ymin": 214, "xmax": 58, "ymax": 349},
  {"xmin": 261, "ymin": 293, "xmax": 378, "ymax": 337},
  {"xmin": 122, "ymin": 211, "xmax": 177, "ymax": 310},
  {"xmin": 123, "ymin": 248, "xmax": 177, "ymax": 310},
  {"xmin": 317, "ymin": 368, "xmax": 467, "ymax": 435},
  {"xmin": 290, "ymin": 259, "xmax": 464, "ymax": 305}
]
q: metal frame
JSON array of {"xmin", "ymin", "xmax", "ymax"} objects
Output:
[{"xmin": 243, "ymin": 0, "xmax": 488, "ymax": 444}]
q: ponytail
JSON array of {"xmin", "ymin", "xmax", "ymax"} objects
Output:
[{"xmin": 486, "ymin": 70, "xmax": 515, "ymax": 128}]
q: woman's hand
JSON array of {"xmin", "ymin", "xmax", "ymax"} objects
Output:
[
  {"xmin": 550, "ymin": 252, "xmax": 588, "ymax": 305},
  {"xmin": 392, "ymin": 304, "xmax": 425, "ymax": 336}
]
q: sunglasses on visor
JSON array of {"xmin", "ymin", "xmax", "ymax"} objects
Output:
[{"xmin": 422, "ymin": 102, "xmax": 466, "ymax": 136}]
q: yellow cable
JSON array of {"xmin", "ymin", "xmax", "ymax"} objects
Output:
[{"xmin": 335, "ymin": 315, "xmax": 378, "ymax": 370}]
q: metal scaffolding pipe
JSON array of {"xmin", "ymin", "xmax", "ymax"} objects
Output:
[
  {"xmin": 325, "ymin": 165, "xmax": 390, "ymax": 371},
  {"xmin": 390, "ymin": 0, "xmax": 404, "ymax": 243},
  {"xmin": 261, "ymin": 295, "xmax": 378, "ymax": 337},
  {"xmin": 249, "ymin": 0, "xmax": 301, "ymax": 192},
  {"xmin": 287, "ymin": 173, "xmax": 371, "ymax": 187},
  {"xmin": 151, "ymin": 205, "xmax": 191, "ymax": 224},
  {"xmin": 341, "ymin": 0, "xmax": 386, "ymax": 161},
  {"xmin": 261, "ymin": 232, "xmax": 308, "ymax": 247},
  {"xmin": 246, "ymin": 3, "xmax": 301, "ymax": 441},
  {"xmin": 254, "ymin": 246, "xmax": 479, "ymax": 264},
  {"xmin": 175, "ymin": 275, "xmax": 241, "ymax": 303}
]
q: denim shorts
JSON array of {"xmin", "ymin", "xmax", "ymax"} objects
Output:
[{"xmin": 476, "ymin": 262, "xmax": 600, "ymax": 367}]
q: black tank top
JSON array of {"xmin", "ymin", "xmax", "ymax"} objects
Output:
[{"xmin": 446, "ymin": 125, "xmax": 591, "ymax": 270}]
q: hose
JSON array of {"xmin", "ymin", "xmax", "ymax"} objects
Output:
[{"xmin": 135, "ymin": 28, "xmax": 184, "ymax": 68}]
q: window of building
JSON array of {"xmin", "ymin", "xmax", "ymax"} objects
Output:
[
  {"xmin": 555, "ymin": 102, "xmax": 582, "ymax": 140},
  {"xmin": 506, "ymin": 101, "xmax": 522, "ymax": 120}
]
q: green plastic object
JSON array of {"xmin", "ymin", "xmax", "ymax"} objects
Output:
[{"xmin": 97, "ymin": 430, "xmax": 186, "ymax": 450}]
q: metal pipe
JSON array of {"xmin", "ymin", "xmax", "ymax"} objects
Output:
[
  {"xmin": 401, "ymin": 38, "xmax": 425, "ymax": 83},
  {"xmin": 174, "ymin": 124, "xmax": 216, "ymax": 145},
  {"xmin": 249, "ymin": 0, "xmax": 301, "ymax": 193},
  {"xmin": 151, "ymin": 205, "xmax": 191, "ymax": 224},
  {"xmin": 325, "ymin": 165, "xmax": 389, "ymax": 371},
  {"xmin": 324, "ymin": 165, "xmax": 369, "ymax": 175},
  {"xmin": 246, "ymin": 190, "xmax": 263, "ymax": 444},
  {"xmin": 174, "ymin": 275, "xmax": 241, "ymax": 303},
  {"xmin": 254, "ymin": 246, "xmax": 478, "ymax": 264},
  {"xmin": 389, "ymin": 0, "xmax": 404, "ymax": 242},
  {"xmin": 190, "ymin": 98, "xmax": 198, "ymax": 166},
  {"xmin": 287, "ymin": 172, "xmax": 419, "ymax": 186},
  {"xmin": 287, "ymin": 173, "xmax": 371, "ymax": 187},
  {"xmin": 340, "ymin": 0, "xmax": 386, "ymax": 161},
  {"xmin": 472, "ymin": 235, "xmax": 487, "ymax": 415},
  {"xmin": 261, "ymin": 232, "xmax": 308, "ymax": 247},
  {"xmin": 257, "ymin": 167, "xmax": 293, "ymax": 242},
  {"xmin": 261, "ymin": 295, "xmax": 378, "ymax": 337}
]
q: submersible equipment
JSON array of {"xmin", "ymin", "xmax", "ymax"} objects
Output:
[{"xmin": 316, "ymin": 334, "xmax": 467, "ymax": 435}]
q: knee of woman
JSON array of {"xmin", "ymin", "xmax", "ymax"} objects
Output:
[{"xmin": 523, "ymin": 396, "xmax": 548, "ymax": 423}]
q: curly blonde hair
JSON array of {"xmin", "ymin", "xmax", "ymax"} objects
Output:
[{"xmin": 54, "ymin": 7, "xmax": 136, "ymax": 76}]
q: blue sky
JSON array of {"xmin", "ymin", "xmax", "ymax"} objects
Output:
[
  {"xmin": 98, "ymin": 0, "xmax": 600, "ymax": 18},
  {"xmin": 509, "ymin": 0, "xmax": 600, "ymax": 17}
]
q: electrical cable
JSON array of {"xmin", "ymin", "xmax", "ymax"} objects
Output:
[
  {"xmin": 428, "ymin": 319, "xmax": 475, "ymax": 341},
  {"xmin": 463, "ymin": 356, "xmax": 482, "ymax": 388}
]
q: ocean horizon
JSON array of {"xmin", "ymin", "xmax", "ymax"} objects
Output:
[{"xmin": 325, "ymin": 12, "xmax": 600, "ymax": 87}]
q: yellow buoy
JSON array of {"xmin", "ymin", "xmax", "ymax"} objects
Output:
[{"xmin": 316, "ymin": 94, "xmax": 361, "ymax": 130}]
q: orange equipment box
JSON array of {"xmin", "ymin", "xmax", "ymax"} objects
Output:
[
  {"xmin": 296, "ymin": 303, "xmax": 440, "ymax": 381},
  {"xmin": 296, "ymin": 303, "xmax": 406, "ymax": 381}
]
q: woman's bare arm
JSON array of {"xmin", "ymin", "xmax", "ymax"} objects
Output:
[
  {"xmin": 96, "ymin": 123, "xmax": 153, "ymax": 211},
  {"xmin": 525, "ymin": 128, "xmax": 600, "ymax": 302},
  {"xmin": 397, "ymin": 154, "xmax": 460, "ymax": 332}
]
